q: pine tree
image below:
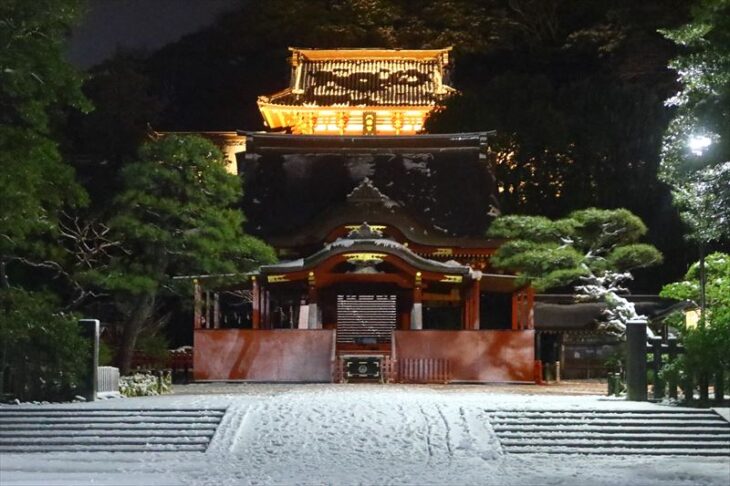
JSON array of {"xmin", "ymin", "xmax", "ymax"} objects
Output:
[
  {"xmin": 96, "ymin": 135, "xmax": 275, "ymax": 372},
  {"xmin": 487, "ymin": 208, "xmax": 662, "ymax": 334}
]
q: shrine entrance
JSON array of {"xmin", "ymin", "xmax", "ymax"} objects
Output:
[{"xmin": 336, "ymin": 294, "xmax": 397, "ymax": 346}]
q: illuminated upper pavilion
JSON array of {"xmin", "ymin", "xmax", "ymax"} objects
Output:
[{"xmin": 257, "ymin": 47, "xmax": 455, "ymax": 135}]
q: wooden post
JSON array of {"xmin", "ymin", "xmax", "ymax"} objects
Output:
[
  {"xmin": 193, "ymin": 279, "xmax": 202, "ymax": 329},
  {"xmin": 511, "ymin": 291, "xmax": 519, "ymax": 330},
  {"xmin": 667, "ymin": 337, "xmax": 678, "ymax": 399},
  {"xmin": 263, "ymin": 290, "xmax": 270, "ymax": 329},
  {"xmin": 652, "ymin": 339, "xmax": 664, "ymax": 400},
  {"xmin": 699, "ymin": 373, "xmax": 710, "ymax": 404},
  {"xmin": 714, "ymin": 371, "xmax": 725, "ymax": 404},
  {"xmin": 205, "ymin": 291, "xmax": 211, "ymax": 329},
  {"xmin": 626, "ymin": 318, "xmax": 648, "ymax": 401},
  {"xmin": 78, "ymin": 319, "xmax": 100, "ymax": 402},
  {"xmin": 251, "ymin": 277, "xmax": 260, "ymax": 329},
  {"xmin": 213, "ymin": 292, "xmax": 220, "ymax": 329}
]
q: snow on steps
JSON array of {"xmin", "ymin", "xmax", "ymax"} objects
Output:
[
  {"xmin": 486, "ymin": 409, "xmax": 730, "ymax": 456},
  {"xmin": 0, "ymin": 408, "xmax": 225, "ymax": 453}
]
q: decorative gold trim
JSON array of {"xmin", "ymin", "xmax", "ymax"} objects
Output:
[
  {"xmin": 440, "ymin": 275, "xmax": 463, "ymax": 284},
  {"xmin": 344, "ymin": 224, "xmax": 387, "ymax": 232},
  {"xmin": 267, "ymin": 275, "xmax": 289, "ymax": 283},
  {"xmin": 343, "ymin": 252, "xmax": 387, "ymax": 262},
  {"xmin": 433, "ymin": 248, "xmax": 454, "ymax": 257}
]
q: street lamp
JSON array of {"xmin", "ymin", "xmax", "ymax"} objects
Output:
[
  {"xmin": 688, "ymin": 134, "xmax": 712, "ymax": 156},
  {"xmin": 687, "ymin": 134, "xmax": 713, "ymax": 324}
]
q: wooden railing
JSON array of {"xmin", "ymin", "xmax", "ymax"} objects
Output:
[
  {"xmin": 97, "ymin": 366, "xmax": 119, "ymax": 395},
  {"xmin": 398, "ymin": 358, "xmax": 451, "ymax": 384}
]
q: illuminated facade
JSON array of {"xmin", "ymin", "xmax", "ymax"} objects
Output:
[
  {"xmin": 190, "ymin": 49, "xmax": 538, "ymax": 384},
  {"xmin": 257, "ymin": 48, "xmax": 455, "ymax": 135}
]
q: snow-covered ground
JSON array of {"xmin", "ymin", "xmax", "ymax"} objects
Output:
[{"xmin": 1, "ymin": 384, "xmax": 729, "ymax": 485}]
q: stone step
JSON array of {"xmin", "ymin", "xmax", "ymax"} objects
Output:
[
  {"xmin": 0, "ymin": 408, "xmax": 224, "ymax": 453},
  {"xmin": 496, "ymin": 431, "xmax": 730, "ymax": 441},
  {"xmin": 487, "ymin": 412, "xmax": 723, "ymax": 420},
  {"xmin": 0, "ymin": 436, "xmax": 211, "ymax": 446},
  {"xmin": 490, "ymin": 418, "xmax": 726, "ymax": 427},
  {"xmin": 0, "ymin": 423, "xmax": 219, "ymax": 431},
  {"xmin": 0, "ymin": 444, "xmax": 207, "ymax": 453},
  {"xmin": 483, "ymin": 409, "xmax": 719, "ymax": 415},
  {"xmin": 503, "ymin": 446, "xmax": 730, "ymax": 456},
  {"xmin": 488, "ymin": 409, "xmax": 730, "ymax": 457},
  {"xmin": 0, "ymin": 410, "xmax": 224, "ymax": 417},
  {"xmin": 0, "ymin": 416, "xmax": 221, "ymax": 424},
  {"xmin": 0, "ymin": 429, "xmax": 215, "ymax": 438},
  {"xmin": 500, "ymin": 439, "xmax": 730, "ymax": 449}
]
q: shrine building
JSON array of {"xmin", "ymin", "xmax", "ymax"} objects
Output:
[{"xmin": 189, "ymin": 48, "xmax": 538, "ymax": 384}]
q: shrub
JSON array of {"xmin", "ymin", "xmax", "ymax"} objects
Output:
[
  {"xmin": 119, "ymin": 371, "xmax": 171, "ymax": 397},
  {"xmin": 0, "ymin": 289, "xmax": 89, "ymax": 401}
]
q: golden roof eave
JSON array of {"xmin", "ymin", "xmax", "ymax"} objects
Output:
[{"xmin": 289, "ymin": 47, "xmax": 452, "ymax": 62}]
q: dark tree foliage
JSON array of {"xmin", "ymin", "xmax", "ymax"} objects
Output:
[
  {"xmin": 96, "ymin": 135, "xmax": 275, "ymax": 372},
  {"xmin": 65, "ymin": 52, "xmax": 164, "ymax": 206},
  {"xmin": 0, "ymin": 0, "xmax": 91, "ymax": 400}
]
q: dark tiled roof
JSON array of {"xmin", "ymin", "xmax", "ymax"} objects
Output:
[{"xmin": 270, "ymin": 59, "xmax": 450, "ymax": 107}]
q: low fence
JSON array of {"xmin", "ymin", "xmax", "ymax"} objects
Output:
[
  {"xmin": 398, "ymin": 358, "xmax": 451, "ymax": 384},
  {"xmin": 648, "ymin": 336, "xmax": 725, "ymax": 404},
  {"xmin": 97, "ymin": 366, "xmax": 120, "ymax": 396},
  {"xmin": 130, "ymin": 347, "xmax": 193, "ymax": 383},
  {"xmin": 647, "ymin": 336, "xmax": 684, "ymax": 400}
]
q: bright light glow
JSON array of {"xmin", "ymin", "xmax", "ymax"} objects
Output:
[
  {"xmin": 685, "ymin": 309, "xmax": 700, "ymax": 329},
  {"xmin": 688, "ymin": 134, "xmax": 712, "ymax": 156}
]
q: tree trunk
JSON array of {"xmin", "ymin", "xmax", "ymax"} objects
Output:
[{"xmin": 117, "ymin": 293, "xmax": 156, "ymax": 374}]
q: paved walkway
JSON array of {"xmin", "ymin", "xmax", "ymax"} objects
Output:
[{"xmin": 1, "ymin": 386, "xmax": 728, "ymax": 485}]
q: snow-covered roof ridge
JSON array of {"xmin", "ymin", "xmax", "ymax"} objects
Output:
[{"xmin": 262, "ymin": 236, "xmax": 473, "ymax": 275}]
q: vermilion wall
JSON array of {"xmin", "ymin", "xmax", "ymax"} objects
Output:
[
  {"xmin": 194, "ymin": 329, "xmax": 334, "ymax": 381},
  {"xmin": 394, "ymin": 330, "xmax": 535, "ymax": 383}
]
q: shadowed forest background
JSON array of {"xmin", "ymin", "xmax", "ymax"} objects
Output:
[{"xmin": 65, "ymin": 0, "xmax": 713, "ymax": 295}]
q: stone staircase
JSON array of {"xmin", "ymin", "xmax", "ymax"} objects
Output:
[
  {"xmin": 486, "ymin": 409, "xmax": 730, "ymax": 456},
  {"xmin": 0, "ymin": 408, "xmax": 226, "ymax": 453}
]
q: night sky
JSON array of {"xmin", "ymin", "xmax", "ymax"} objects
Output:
[{"xmin": 68, "ymin": 0, "xmax": 242, "ymax": 68}]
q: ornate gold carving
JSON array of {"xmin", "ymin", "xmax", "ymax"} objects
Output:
[
  {"xmin": 440, "ymin": 275, "xmax": 463, "ymax": 284},
  {"xmin": 433, "ymin": 248, "xmax": 454, "ymax": 257},
  {"xmin": 267, "ymin": 275, "xmax": 289, "ymax": 283},
  {"xmin": 344, "ymin": 252, "xmax": 386, "ymax": 263},
  {"xmin": 344, "ymin": 224, "xmax": 387, "ymax": 232}
]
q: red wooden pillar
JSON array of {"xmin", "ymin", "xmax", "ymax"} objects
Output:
[
  {"xmin": 527, "ymin": 286, "xmax": 535, "ymax": 330},
  {"xmin": 193, "ymin": 279, "xmax": 202, "ymax": 329},
  {"xmin": 251, "ymin": 276, "xmax": 260, "ymax": 329},
  {"xmin": 511, "ymin": 290, "xmax": 519, "ymax": 330}
]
